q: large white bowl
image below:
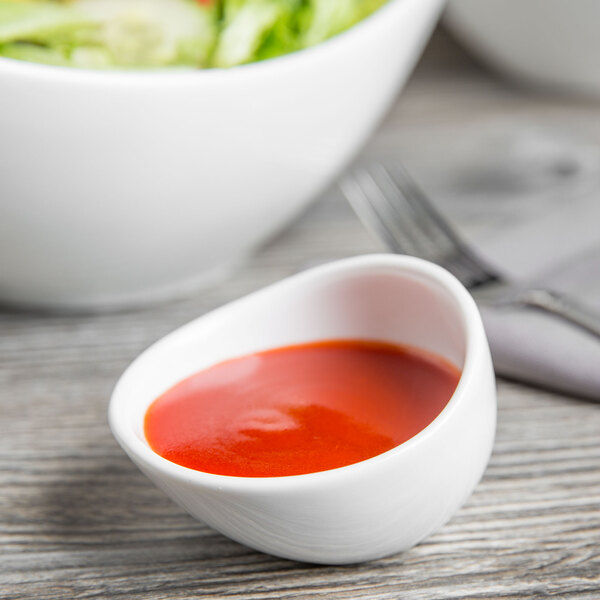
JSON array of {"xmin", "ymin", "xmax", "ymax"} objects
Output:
[
  {"xmin": 0, "ymin": 0, "xmax": 444, "ymax": 311},
  {"xmin": 445, "ymin": 0, "xmax": 600, "ymax": 97},
  {"xmin": 110, "ymin": 255, "xmax": 497, "ymax": 564}
]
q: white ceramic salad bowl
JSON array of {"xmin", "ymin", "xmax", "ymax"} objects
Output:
[
  {"xmin": 445, "ymin": 0, "xmax": 600, "ymax": 97},
  {"xmin": 110, "ymin": 255, "xmax": 497, "ymax": 564},
  {"xmin": 0, "ymin": 0, "xmax": 444, "ymax": 311}
]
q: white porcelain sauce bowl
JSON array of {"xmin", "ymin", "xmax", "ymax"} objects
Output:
[
  {"xmin": 0, "ymin": 0, "xmax": 444, "ymax": 311},
  {"xmin": 109, "ymin": 255, "xmax": 497, "ymax": 564}
]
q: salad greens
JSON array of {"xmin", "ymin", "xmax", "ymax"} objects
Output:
[{"xmin": 0, "ymin": 0, "xmax": 388, "ymax": 69}]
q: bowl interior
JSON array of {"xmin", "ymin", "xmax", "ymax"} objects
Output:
[{"xmin": 111, "ymin": 257, "xmax": 470, "ymax": 454}]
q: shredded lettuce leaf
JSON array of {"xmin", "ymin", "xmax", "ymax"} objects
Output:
[
  {"xmin": 0, "ymin": 2, "xmax": 93, "ymax": 45},
  {"xmin": 0, "ymin": 0, "xmax": 388, "ymax": 69}
]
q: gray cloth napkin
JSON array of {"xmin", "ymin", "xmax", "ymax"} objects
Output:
[
  {"xmin": 375, "ymin": 124, "xmax": 600, "ymax": 400},
  {"xmin": 480, "ymin": 237, "xmax": 600, "ymax": 401},
  {"xmin": 480, "ymin": 303, "xmax": 600, "ymax": 401},
  {"xmin": 476, "ymin": 243, "xmax": 600, "ymax": 401}
]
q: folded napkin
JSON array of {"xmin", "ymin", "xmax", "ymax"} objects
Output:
[
  {"xmin": 477, "ymin": 245, "xmax": 600, "ymax": 401},
  {"xmin": 374, "ymin": 125, "xmax": 600, "ymax": 400},
  {"xmin": 480, "ymin": 305, "xmax": 600, "ymax": 401}
]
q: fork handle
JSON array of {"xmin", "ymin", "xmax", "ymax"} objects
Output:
[{"xmin": 516, "ymin": 289, "xmax": 600, "ymax": 340}]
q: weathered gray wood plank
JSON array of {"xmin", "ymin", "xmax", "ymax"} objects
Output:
[{"xmin": 1, "ymin": 29, "xmax": 599, "ymax": 599}]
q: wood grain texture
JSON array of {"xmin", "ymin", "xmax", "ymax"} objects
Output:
[{"xmin": 2, "ymin": 29, "xmax": 599, "ymax": 599}]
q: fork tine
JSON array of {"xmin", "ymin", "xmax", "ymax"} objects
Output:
[
  {"xmin": 341, "ymin": 162, "xmax": 499, "ymax": 289},
  {"xmin": 365, "ymin": 164, "xmax": 450, "ymax": 260},
  {"xmin": 340, "ymin": 170, "xmax": 407, "ymax": 254},
  {"xmin": 345, "ymin": 166, "xmax": 436, "ymax": 258},
  {"xmin": 348, "ymin": 164, "xmax": 469, "ymax": 274},
  {"xmin": 384, "ymin": 165, "xmax": 498, "ymax": 286}
]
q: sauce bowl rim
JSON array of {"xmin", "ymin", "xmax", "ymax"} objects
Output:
[{"xmin": 109, "ymin": 253, "xmax": 487, "ymax": 491}]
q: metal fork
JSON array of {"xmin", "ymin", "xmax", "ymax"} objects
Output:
[{"xmin": 340, "ymin": 162, "xmax": 600, "ymax": 339}]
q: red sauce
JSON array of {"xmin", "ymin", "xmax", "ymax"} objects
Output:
[{"xmin": 144, "ymin": 340, "xmax": 460, "ymax": 477}]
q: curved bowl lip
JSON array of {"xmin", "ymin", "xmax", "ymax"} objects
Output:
[
  {"xmin": 0, "ymin": 0, "xmax": 409, "ymax": 83},
  {"xmin": 109, "ymin": 254, "xmax": 489, "ymax": 493}
]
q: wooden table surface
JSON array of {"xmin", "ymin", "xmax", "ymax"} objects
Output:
[{"xmin": 2, "ymin": 29, "xmax": 599, "ymax": 599}]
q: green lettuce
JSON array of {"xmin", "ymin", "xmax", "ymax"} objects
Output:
[
  {"xmin": 0, "ymin": 0, "xmax": 388, "ymax": 69},
  {"xmin": 0, "ymin": 2, "xmax": 93, "ymax": 45}
]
